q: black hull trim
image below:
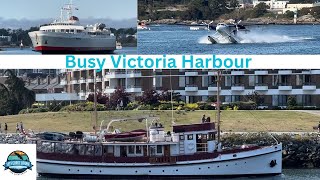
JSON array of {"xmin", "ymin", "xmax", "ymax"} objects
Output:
[
  {"xmin": 38, "ymin": 173, "xmax": 282, "ymax": 179},
  {"xmin": 34, "ymin": 50, "xmax": 115, "ymax": 54}
]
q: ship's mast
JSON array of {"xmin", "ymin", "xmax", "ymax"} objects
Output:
[
  {"xmin": 216, "ymin": 70, "xmax": 221, "ymax": 144},
  {"xmin": 94, "ymin": 70, "xmax": 98, "ymax": 135}
]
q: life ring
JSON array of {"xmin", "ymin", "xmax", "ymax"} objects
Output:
[{"xmin": 188, "ymin": 143, "xmax": 195, "ymax": 150}]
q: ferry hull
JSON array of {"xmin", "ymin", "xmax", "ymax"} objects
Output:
[
  {"xmin": 28, "ymin": 31, "xmax": 116, "ymax": 54},
  {"xmin": 37, "ymin": 144, "xmax": 282, "ymax": 177}
]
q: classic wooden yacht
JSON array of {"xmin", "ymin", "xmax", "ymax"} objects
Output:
[
  {"xmin": 33, "ymin": 71, "xmax": 282, "ymax": 178},
  {"xmin": 28, "ymin": 0, "xmax": 116, "ymax": 54}
]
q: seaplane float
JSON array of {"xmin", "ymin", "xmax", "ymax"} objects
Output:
[{"xmin": 208, "ymin": 20, "xmax": 249, "ymax": 44}]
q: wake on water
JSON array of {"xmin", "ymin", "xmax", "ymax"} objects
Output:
[{"xmin": 198, "ymin": 30, "xmax": 314, "ymax": 44}]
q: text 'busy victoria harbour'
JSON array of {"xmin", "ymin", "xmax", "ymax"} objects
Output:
[{"xmin": 66, "ymin": 55, "xmax": 252, "ymax": 71}]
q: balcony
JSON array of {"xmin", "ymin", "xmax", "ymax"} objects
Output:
[
  {"xmin": 185, "ymin": 84, "xmax": 198, "ymax": 91},
  {"xmin": 208, "ymin": 84, "xmax": 219, "ymax": 91},
  {"xmin": 278, "ymin": 83, "xmax": 292, "ymax": 91},
  {"xmin": 231, "ymin": 71, "xmax": 244, "ymax": 75},
  {"xmin": 302, "ymin": 82, "xmax": 316, "ymax": 91},
  {"xmin": 87, "ymin": 77, "xmax": 94, "ymax": 83},
  {"xmin": 60, "ymin": 79, "xmax": 67, "ymax": 85},
  {"xmin": 255, "ymin": 83, "xmax": 268, "ymax": 91},
  {"xmin": 302, "ymin": 70, "xmax": 311, "ymax": 74},
  {"xmin": 254, "ymin": 70, "xmax": 268, "ymax": 75},
  {"xmin": 231, "ymin": 83, "xmax": 245, "ymax": 91},
  {"xmin": 126, "ymin": 85, "xmax": 142, "ymax": 93},
  {"xmin": 185, "ymin": 71, "xmax": 198, "ymax": 76},
  {"xmin": 127, "ymin": 70, "xmax": 142, "ymax": 77},
  {"xmin": 71, "ymin": 79, "xmax": 79, "ymax": 84},
  {"xmin": 104, "ymin": 87, "xmax": 116, "ymax": 94},
  {"xmin": 79, "ymin": 90, "xmax": 86, "ymax": 97},
  {"xmin": 96, "ymin": 77, "xmax": 103, "ymax": 83},
  {"xmin": 208, "ymin": 71, "xmax": 218, "ymax": 76},
  {"xmin": 278, "ymin": 70, "xmax": 292, "ymax": 75},
  {"xmin": 105, "ymin": 71, "xmax": 127, "ymax": 79},
  {"xmin": 79, "ymin": 78, "xmax": 86, "ymax": 83}
]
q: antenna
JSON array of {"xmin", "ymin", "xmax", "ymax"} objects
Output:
[{"xmin": 216, "ymin": 70, "xmax": 221, "ymax": 144}]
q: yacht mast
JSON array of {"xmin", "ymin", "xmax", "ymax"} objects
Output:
[
  {"xmin": 216, "ymin": 70, "xmax": 221, "ymax": 143},
  {"xmin": 94, "ymin": 70, "xmax": 98, "ymax": 135}
]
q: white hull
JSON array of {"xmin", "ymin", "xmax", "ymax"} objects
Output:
[
  {"xmin": 28, "ymin": 31, "xmax": 116, "ymax": 52},
  {"xmin": 37, "ymin": 144, "xmax": 282, "ymax": 176}
]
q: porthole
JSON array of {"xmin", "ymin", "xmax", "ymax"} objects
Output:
[
  {"xmin": 199, "ymin": 168, "xmax": 201, "ymax": 170},
  {"xmin": 217, "ymin": 166, "xmax": 219, "ymax": 168},
  {"xmin": 77, "ymin": 169, "xmax": 79, "ymax": 172},
  {"xmin": 233, "ymin": 154, "xmax": 237, "ymax": 157},
  {"xmin": 208, "ymin": 167, "xmax": 210, "ymax": 169},
  {"xmin": 135, "ymin": 171, "xmax": 137, "ymax": 173},
  {"xmin": 149, "ymin": 170, "xmax": 151, "ymax": 173},
  {"xmin": 90, "ymin": 170, "xmax": 93, "ymax": 172},
  {"xmin": 68, "ymin": 169, "xmax": 70, "ymax": 171},
  {"xmin": 162, "ymin": 170, "xmax": 165, "ymax": 172},
  {"xmin": 226, "ymin": 165, "xmax": 228, "ymax": 167},
  {"xmin": 176, "ymin": 169, "xmax": 178, "ymax": 171},
  {"xmin": 100, "ymin": 170, "xmax": 102, "ymax": 173}
]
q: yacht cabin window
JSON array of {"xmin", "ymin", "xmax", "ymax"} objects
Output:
[
  {"xmin": 128, "ymin": 145, "xmax": 135, "ymax": 154},
  {"xmin": 136, "ymin": 145, "xmax": 142, "ymax": 154},
  {"xmin": 187, "ymin": 134, "xmax": 193, "ymax": 140},
  {"xmin": 156, "ymin": 145, "xmax": 163, "ymax": 154}
]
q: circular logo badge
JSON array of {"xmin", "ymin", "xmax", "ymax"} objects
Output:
[{"xmin": 3, "ymin": 150, "xmax": 33, "ymax": 175}]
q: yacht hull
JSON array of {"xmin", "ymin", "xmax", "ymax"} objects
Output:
[
  {"xmin": 37, "ymin": 144, "xmax": 282, "ymax": 177},
  {"xmin": 28, "ymin": 31, "xmax": 116, "ymax": 54}
]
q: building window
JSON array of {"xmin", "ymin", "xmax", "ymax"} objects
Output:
[
  {"xmin": 278, "ymin": 95, "xmax": 288, "ymax": 106},
  {"xmin": 303, "ymin": 95, "xmax": 312, "ymax": 106},
  {"xmin": 187, "ymin": 134, "xmax": 193, "ymax": 140},
  {"xmin": 136, "ymin": 145, "xmax": 142, "ymax": 154},
  {"xmin": 128, "ymin": 145, "xmax": 135, "ymax": 154},
  {"xmin": 157, "ymin": 145, "xmax": 163, "ymax": 154}
]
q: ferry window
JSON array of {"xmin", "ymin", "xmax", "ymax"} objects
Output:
[
  {"xmin": 187, "ymin": 134, "xmax": 193, "ymax": 140},
  {"xmin": 157, "ymin": 145, "xmax": 163, "ymax": 154},
  {"xmin": 179, "ymin": 135, "xmax": 184, "ymax": 140},
  {"xmin": 128, "ymin": 145, "xmax": 135, "ymax": 154},
  {"xmin": 107, "ymin": 146, "xmax": 113, "ymax": 154},
  {"xmin": 70, "ymin": 29, "xmax": 74, "ymax": 33},
  {"xmin": 78, "ymin": 144, "xmax": 86, "ymax": 155},
  {"xmin": 136, "ymin": 145, "xmax": 142, "ymax": 154},
  {"xmin": 66, "ymin": 29, "xmax": 70, "ymax": 33},
  {"xmin": 208, "ymin": 132, "xmax": 215, "ymax": 141},
  {"xmin": 61, "ymin": 29, "xmax": 65, "ymax": 32},
  {"xmin": 203, "ymin": 134, "xmax": 207, "ymax": 140},
  {"xmin": 150, "ymin": 146, "xmax": 156, "ymax": 156},
  {"xmin": 85, "ymin": 145, "xmax": 94, "ymax": 156},
  {"xmin": 95, "ymin": 145, "xmax": 102, "ymax": 156},
  {"xmin": 197, "ymin": 134, "xmax": 202, "ymax": 140},
  {"xmin": 54, "ymin": 143, "xmax": 63, "ymax": 153}
]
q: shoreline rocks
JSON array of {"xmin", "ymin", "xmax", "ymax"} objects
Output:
[{"xmin": 222, "ymin": 132, "xmax": 320, "ymax": 168}]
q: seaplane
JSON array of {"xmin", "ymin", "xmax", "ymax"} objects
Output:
[{"xmin": 207, "ymin": 20, "xmax": 249, "ymax": 44}]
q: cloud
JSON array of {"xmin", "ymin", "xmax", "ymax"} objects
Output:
[{"xmin": 0, "ymin": 17, "xmax": 137, "ymax": 29}]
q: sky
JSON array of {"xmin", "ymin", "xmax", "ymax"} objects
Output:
[{"xmin": 0, "ymin": 0, "xmax": 137, "ymax": 20}]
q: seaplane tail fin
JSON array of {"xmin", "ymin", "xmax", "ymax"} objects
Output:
[{"xmin": 208, "ymin": 36, "xmax": 218, "ymax": 44}]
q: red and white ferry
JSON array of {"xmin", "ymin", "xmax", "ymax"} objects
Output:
[{"xmin": 28, "ymin": 1, "xmax": 116, "ymax": 54}]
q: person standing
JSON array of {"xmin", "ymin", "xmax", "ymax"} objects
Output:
[
  {"xmin": 201, "ymin": 115, "xmax": 206, "ymax": 123},
  {"xmin": 20, "ymin": 122, "xmax": 24, "ymax": 133},
  {"xmin": 4, "ymin": 123, "xmax": 7, "ymax": 134},
  {"xmin": 16, "ymin": 123, "xmax": 19, "ymax": 133}
]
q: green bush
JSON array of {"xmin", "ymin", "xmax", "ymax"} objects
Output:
[
  {"xmin": 19, "ymin": 107, "xmax": 49, "ymax": 114},
  {"xmin": 125, "ymin": 101, "xmax": 140, "ymax": 110},
  {"xmin": 60, "ymin": 102, "xmax": 106, "ymax": 112},
  {"xmin": 184, "ymin": 103, "xmax": 199, "ymax": 111}
]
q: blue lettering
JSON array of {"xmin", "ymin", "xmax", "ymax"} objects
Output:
[
  {"xmin": 246, "ymin": 58, "xmax": 252, "ymax": 68},
  {"xmin": 88, "ymin": 58, "xmax": 96, "ymax": 68},
  {"xmin": 145, "ymin": 58, "xmax": 154, "ymax": 68},
  {"xmin": 128, "ymin": 58, "xmax": 136, "ymax": 68},
  {"xmin": 168, "ymin": 58, "xmax": 177, "ymax": 68},
  {"xmin": 195, "ymin": 58, "xmax": 204, "ymax": 68},
  {"xmin": 111, "ymin": 55, "xmax": 122, "ymax": 68},
  {"xmin": 66, "ymin": 55, "xmax": 76, "ymax": 68},
  {"xmin": 213, "ymin": 55, "xmax": 222, "ymax": 68},
  {"xmin": 224, "ymin": 58, "xmax": 233, "ymax": 68},
  {"xmin": 183, "ymin": 55, "xmax": 193, "ymax": 68},
  {"xmin": 96, "ymin": 58, "xmax": 106, "ymax": 72}
]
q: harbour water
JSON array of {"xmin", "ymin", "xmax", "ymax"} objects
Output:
[
  {"xmin": 37, "ymin": 169, "xmax": 320, "ymax": 179},
  {"xmin": 138, "ymin": 24, "xmax": 320, "ymax": 55},
  {"xmin": 0, "ymin": 47, "xmax": 137, "ymax": 55}
]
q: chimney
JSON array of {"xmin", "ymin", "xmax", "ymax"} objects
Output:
[{"xmin": 47, "ymin": 75, "xmax": 51, "ymax": 85}]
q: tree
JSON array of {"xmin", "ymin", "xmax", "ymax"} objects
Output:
[
  {"xmin": 159, "ymin": 89, "xmax": 181, "ymax": 102},
  {"xmin": 0, "ymin": 70, "xmax": 35, "ymax": 115},
  {"xmin": 251, "ymin": 3, "xmax": 269, "ymax": 18},
  {"xmin": 139, "ymin": 89, "xmax": 160, "ymax": 105},
  {"xmin": 229, "ymin": 0, "xmax": 239, "ymax": 9},
  {"xmin": 107, "ymin": 87, "xmax": 131, "ymax": 109},
  {"xmin": 87, "ymin": 92, "xmax": 109, "ymax": 104},
  {"xmin": 287, "ymin": 96, "xmax": 297, "ymax": 107},
  {"xmin": 247, "ymin": 91, "xmax": 264, "ymax": 108}
]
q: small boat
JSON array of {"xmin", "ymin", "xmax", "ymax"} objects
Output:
[
  {"xmin": 104, "ymin": 129, "xmax": 146, "ymax": 141},
  {"xmin": 36, "ymin": 132, "xmax": 66, "ymax": 141},
  {"xmin": 137, "ymin": 22, "xmax": 150, "ymax": 30},
  {"xmin": 116, "ymin": 41, "xmax": 122, "ymax": 50}
]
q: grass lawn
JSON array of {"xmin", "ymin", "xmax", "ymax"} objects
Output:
[{"xmin": 0, "ymin": 110, "xmax": 318, "ymax": 133}]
